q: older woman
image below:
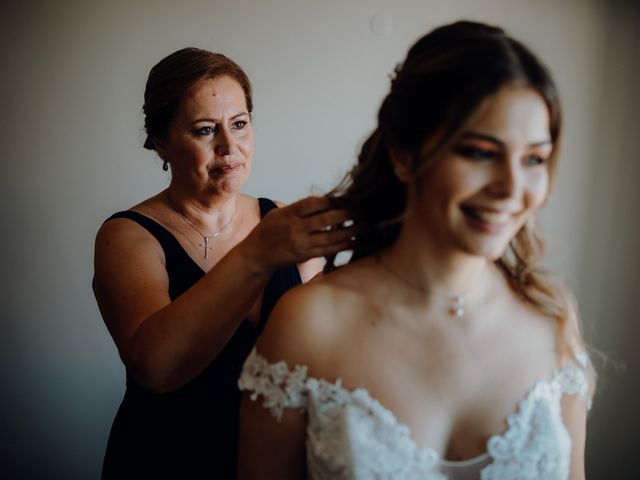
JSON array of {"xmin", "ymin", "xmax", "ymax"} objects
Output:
[{"xmin": 93, "ymin": 48, "xmax": 355, "ymax": 478}]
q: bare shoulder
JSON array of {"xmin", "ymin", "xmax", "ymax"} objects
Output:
[
  {"xmin": 93, "ymin": 208, "xmax": 175, "ymax": 351},
  {"xmin": 257, "ymin": 258, "xmax": 379, "ymax": 378},
  {"xmin": 97, "ymin": 193, "xmax": 166, "ymax": 254},
  {"xmin": 93, "ymin": 209, "xmax": 168, "ymax": 308},
  {"xmin": 95, "ymin": 212, "xmax": 163, "ymax": 266},
  {"xmin": 256, "ymin": 276, "xmax": 346, "ymax": 373}
]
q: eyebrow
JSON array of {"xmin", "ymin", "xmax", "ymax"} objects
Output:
[
  {"xmin": 459, "ymin": 132, "xmax": 552, "ymax": 148},
  {"xmin": 190, "ymin": 112, "xmax": 249, "ymax": 125}
]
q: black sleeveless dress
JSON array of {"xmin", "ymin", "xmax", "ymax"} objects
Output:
[{"xmin": 100, "ymin": 198, "xmax": 302, "ymax": 479}]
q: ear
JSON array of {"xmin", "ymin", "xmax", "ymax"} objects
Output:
[
  {"xmin": 389, "ymin": 148, "xmax": 414, "ymax": 183},
  {"xmin": 154, "ymin": 138, "xmax": 167, "ymax": 158}
]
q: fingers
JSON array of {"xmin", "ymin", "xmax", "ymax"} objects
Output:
[
  {"xmin": 309, "ymin": 224, "xmax": 358, "ymax": 246},
  {"xmin": 286, "ymin": 196, "xmax": 353, "ymax": 232},
  {"xmin": 285, "ymin": 195, "xmax": 355, "ymax": 239},
  {"xmin": 295, "ymin": 196, "xmax": 357, "ymax": 248},
  {"xmin": 256, "ymin": 195, "xmax": 358, "ymax": 266},
  {"xmin": 305, "ymin": 208, "xmax": 353, "ymax": 233},
  {"xmin": 288, "ymin": 196, "xmax": 333, "ymax": 217}
]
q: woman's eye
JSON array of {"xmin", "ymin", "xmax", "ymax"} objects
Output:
[
  {"xmin": 455, "ymin": 146, "xmax": 496, "ymax": 160},
  {"xmin": 523, "ymin": 154, "xmax": 545, "ymax": 166},
  {"xmin": 196, "ymin": 126, "xmax": 216, "ymax": 136},
  {"xmin": 232, "ymin": 120, "xmax": 248, "ymax": 129}
]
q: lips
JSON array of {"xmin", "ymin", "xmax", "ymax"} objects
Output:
[
  {"xmin": 461, "ymin": 205, "xmax": 519, "ymax": 229},
  {"xmin": 214, "ymin": 162, "xmax": 242, "ymax": 174}
]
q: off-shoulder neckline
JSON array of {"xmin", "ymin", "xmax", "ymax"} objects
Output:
[{"xmin": 246, "ymin": 348, "xmax": 588, "ymax": 470}]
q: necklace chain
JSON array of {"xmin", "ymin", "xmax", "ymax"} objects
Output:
[
  {"xmin": 168, "ymin": 195, "xmax": 238, "ymax": 259},
  {"xmin": 378, "ymin": 255, "xmax": 467, "ymax": 318}
]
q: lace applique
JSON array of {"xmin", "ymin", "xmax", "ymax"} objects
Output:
[
  {"xmin": 338, "ymin": 390, "xmax": 445, "ymax": 480},
  {"xmin": 482, "ymin": 377, "xmax": 571, "ymax": 479},
  {"xmin": 558, "ymin": 351, "xmax": 592, "ymax": 410},
  {"xmin": 238, "ymin": 348, "xmax": 309, "ymax": 421},
  {"xmin": 239, "ymin": 348, "xmax": 593, "ymax": 480},
  {"xmin": 239, "ymin": 348, "xmax": 445, "ymax": 479},
  {"xmin": 481, "ymin": 353, "xmax": 592, "ymax": 480}
]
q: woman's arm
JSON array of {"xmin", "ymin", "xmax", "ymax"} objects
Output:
[
  {"xmin": 94, "ymin": 196, "xmax": 353, "ymax": 393},
  {"xmin": 562, "ymin": 392, "xmax": 588, "ymax": 480},
  {"xmin": 238, "ymin": 396, "xmax": 307, "ymax": 480},
  {"xmin": 237, "ymin": 281, "xmax": 340, "ymax": 479}
]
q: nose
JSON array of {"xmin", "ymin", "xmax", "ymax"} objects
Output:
[
  {"xmin": 488, "ymin": 156, "xmax": 522, "ymax": 199},
  {"xmin": 213, "ymin": 126, "xmax": 234, "ymax": 157}
]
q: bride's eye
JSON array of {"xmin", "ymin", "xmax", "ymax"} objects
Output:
[
  {"xmin": 454, "ymin": 145, "xmax": 497, "ymax": 160},
  {"xmin": 523, "ymin": 154, "xmax": 546, "ymax": 166}
]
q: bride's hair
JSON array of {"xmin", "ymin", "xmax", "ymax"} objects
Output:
[{"xmin": 325, "ymin": 21, "xmax": 587, "ymax": 359}]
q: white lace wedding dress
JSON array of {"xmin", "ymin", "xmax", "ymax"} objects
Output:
[{"xmin": 239, "ymin": 349, "xmax": 591, "ymax": 480}]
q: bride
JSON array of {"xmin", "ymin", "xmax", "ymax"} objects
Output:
[{"xmin": 237, "ymin": 21, "xmax": 594, "ymax": 480}]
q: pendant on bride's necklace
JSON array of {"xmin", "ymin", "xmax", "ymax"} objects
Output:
[
  {"xmin": 449, "ymin": 295, "xmax": 465, "ymax": 318},
  {"xmin": 378, "ymin": 256, "xmax": 469, "ymax": 318}
]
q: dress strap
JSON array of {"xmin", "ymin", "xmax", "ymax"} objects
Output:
[
  {"xmin": 101, "ymin": 210, "xmax": 204, "ymax": 299},
  {"xmin": 258, "ymin": 197, "xmax": 278, "ymax": 217},
  {"xmin": 105, "ymin": 210, "xmax": 177, "ymax": 249},
  {"xmin": 107, "ymin": 202, "xmax": 277, "ymax": 261}
]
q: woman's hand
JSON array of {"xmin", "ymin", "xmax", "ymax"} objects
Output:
[
  {"xmin": 240, "ymin": 196, "xmax": 356, "ymax": 274},
  {"xmin": 94, "ymin": 196, "xmax": 354, "ymax": 392}
]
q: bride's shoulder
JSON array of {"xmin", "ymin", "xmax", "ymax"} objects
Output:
[
  {"xmin": 257, "ymin": 257, "xmax": 379, "ymax": 377},
  {"xmin": 285, "ymin": 256, "xmax": 380, "ymax": 315}
]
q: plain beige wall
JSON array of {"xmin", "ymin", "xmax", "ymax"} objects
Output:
[
  {"xmin": 578, "ymin": 1, "xmax": 640, "ymax": 478},
  {"xmin": 1, "ymin": 0, "xmax": 637, "ymax": 477}
]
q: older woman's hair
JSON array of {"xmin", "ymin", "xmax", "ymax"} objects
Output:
[
  {"xmin": 142, "ymin": 47, "xmax": 253, "ymax": 150},
  {"xmin": 327, "ymin": 21, "xmax": 587, "ymax": 359}
]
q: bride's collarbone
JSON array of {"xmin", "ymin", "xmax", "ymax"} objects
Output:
[
  {"xmin": 312, "ymin": 285, "xmax": 559, "ymax": 449},
  {"xmin": 329, "ymin": 325, "xmax": 558, "ymax": 458}
]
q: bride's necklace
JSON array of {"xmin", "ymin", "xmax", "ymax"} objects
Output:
[
  {"xmin": 168, "ymin": 195, "xmax": 238, "ymax": 259},
  {"xmin": 378, "ymin": 256, "xmax": 471, "ymax": 318}
]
